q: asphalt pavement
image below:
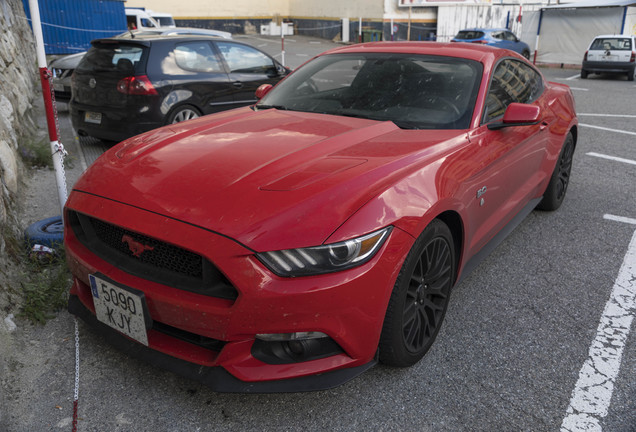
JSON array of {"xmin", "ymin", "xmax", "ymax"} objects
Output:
[{"xmin": 4, "ymin": 36, "xmax": 635, "ymax": 431}]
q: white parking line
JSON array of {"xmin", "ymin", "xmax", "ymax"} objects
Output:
[
  {"xmin": 579, "ymin": 123, "xmax": 636, "ymax": 136},
  {"xmin": 579, "ymin": 114, "xmax": 636, "ymax": 118},
  {"xmin": 587, "ymin": 152, "xmax": 636, "ymax": 166},
  {"xmin": 566, "ymin": 74, "xmax": 580, "ymax": 80},
  {"xmin": 568, "ymin": 87, "xmax": 589, "ymax": 91},
  {"xmin": 604, "ymin": 214, "xmax": 636, "ymax": 225},
  {"xmin": 561, "ymin": 217, "xmax": 636, "ymax": 431}
]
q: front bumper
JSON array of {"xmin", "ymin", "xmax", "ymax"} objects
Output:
[
  {"xmin": 65, "ymin": 190, "xmax": 414, "ymax": 391},
  {"xmin": 68, "ymin": 295, "xmax": 376, "ymax": 393}
]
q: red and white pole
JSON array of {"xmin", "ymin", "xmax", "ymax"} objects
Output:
[{"xmin": 28, "ymin": 0, "xmax": 68, "ymax": 220}]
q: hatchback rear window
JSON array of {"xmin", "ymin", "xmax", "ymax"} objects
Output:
[
  {"xmin": 77, "ymin": 44, "xmax": 145, "ymax": 74},
  {"xmin": 455, "ymin": 31, "xmax": 485, "ymax": 40},
  {"xmin": 590, "ymin": 38, "xmax": 632, "ymax": 51}
]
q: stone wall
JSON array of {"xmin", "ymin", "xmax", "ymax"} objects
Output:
[{"xmin": 0, "ymin": 0, "xmax": 37, "ymax": 289}]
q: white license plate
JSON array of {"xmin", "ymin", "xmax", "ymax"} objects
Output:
[
  {"xmin": 53, "ymin": 83, "xmax": 64, "ymax": 92},
  {"xmin": 601, "ymin": 55, "xmax": 617, "ymax": 61},
  {"xmin": 84, "ymin": 111, "xmax": 102, "ymax": 124},
  {"xmin": 89, "ymin": 274, "xmax": 150, "ymax": 346}
]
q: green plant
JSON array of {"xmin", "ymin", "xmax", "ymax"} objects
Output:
[
  {"xmin": 19, "ymin": 247, "xmax": 71, "ymax": 324},
  {"xmin": 18, "ymin": 136, "xmax": 52, "ymax": 169}
]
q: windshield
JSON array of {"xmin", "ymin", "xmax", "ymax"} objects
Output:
[
  {"xmin": 590, "ymin": 37, "xmax": 632, "ymax": 51},
  {"xmin": 256, "ymin": 53, "xmax": 482, "ymax": 129},
  {"xmin": 76, "ymin": 44, "xmax": 145, "ymax": 74},
  {"xmin": 454, "ymin": 31, "xmax": 485, "ymax": 40}
]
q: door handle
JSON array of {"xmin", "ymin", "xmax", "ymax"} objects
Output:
[
  {"xmin": 232, "ymin": 81, "xmax": 244, "ymax": 88},
  {"xmin": 540, "ymin": 121, "xmax": 548, "ymax": 131}
]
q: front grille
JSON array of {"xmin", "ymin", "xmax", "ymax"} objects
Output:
[
  {"xmin": 68, "ymin": 210, "xmax": 238, "ymax": 300},
  {"xmin": 91, "ymin": 217, "xmax": 203, "ymax": 279}
]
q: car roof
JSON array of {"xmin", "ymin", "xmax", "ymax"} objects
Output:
[
  {"xmin": 319, "ymin": 41, "xmax": 501, "ymax": 64},
  {"xmin": 459, "ymin": 28, "xmax": 509, "ymax": 32},
  {"xmin": 93, "ymin": 34, "xmax": 234, "ymax": 45},
  {"xmin": 591, "ymin": 34, "xmax": 634, "ymax": 39}
]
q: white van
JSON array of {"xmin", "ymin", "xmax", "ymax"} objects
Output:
[
  {"xmin": 125, "ymin": 8, "xmax": 160, "ymax": 30},
  {"xmin": 147, "ymin": 10, "xmax": 176, "ymax": 28}
]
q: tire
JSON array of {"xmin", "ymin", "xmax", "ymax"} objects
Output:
[
  {"xmin": 628, "ymin": 71, "xmax": 634, "ymax": 82},
  {"xmin": 536, "ymin": 133, "xmax": 575, "ymax": 211},
  {"xmin": 167, "ymin": 105, "xmax": 201, "ymax": 124},
  {"xmin": 379, "ymin": 219, "xmax": 456, "ymax": 367},
  {"xmin": 24, "ymin": 216, "xmax": 64, "ymax": 248},
  {"xmin": 522, "ymin": 50, "xmax": 530, "ymax": 60},
  {"xmin": 580, "ymin": 69, "xmax": 588, "ymax": 79}
]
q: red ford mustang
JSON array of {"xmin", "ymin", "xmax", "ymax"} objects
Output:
[{"xmin": 65, "ymin": 42, "xmax": 577, "ymax": 392}]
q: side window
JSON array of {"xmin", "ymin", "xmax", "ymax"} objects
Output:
[
  {"xmin": 504, "ymin": 31, "xmax": 517, "ymax": 42},
  {"xmin": 174, "ymin": 42, "xmax": 223, "ymax": 73},
  {"xmin": 216, "ymin": 42, "xmax": 275, "ymax": 74},
  {"xmin": 491, "ymin": 32, "xmax": 504, "ymax": 40},
  {"xmin": 484, "ymin": 59, "xmax": 544, "ymax": 122}
]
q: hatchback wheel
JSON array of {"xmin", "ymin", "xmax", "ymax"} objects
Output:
[
  {"xmin": 168, "ymin": 105, "xmax": 201, "ymax": 124},
  {"xmin": 522, "ymin": 50, "xmax": 530, "ymax": 59},
  {"xmin": 379, "ymin": 219, "xmax": 455, "ymax": 367}
]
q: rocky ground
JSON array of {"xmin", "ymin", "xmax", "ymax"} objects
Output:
[{"xmin": 0, "ymin": 97, "xmax": 84, "ymax": 431}]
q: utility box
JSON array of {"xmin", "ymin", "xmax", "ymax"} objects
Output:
[
  {"xmin": 260, "ymin": 21, "xmax": 294, "ymax": 36},
  {"xmin": 21, "ymin": 0, "xmax": 127, "ymax": 54}
]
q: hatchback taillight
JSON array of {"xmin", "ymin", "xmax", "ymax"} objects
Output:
[
  {"xmin": 583, "ymin": 51, "xmax": 588, "ymax": 61},
  {"xmin": 630, "ymin": 51, "xmax": 635, "ymax": 63},
  {"xmin": 117, "ymin": 75, "xmax": 158, "ymax": 95}
]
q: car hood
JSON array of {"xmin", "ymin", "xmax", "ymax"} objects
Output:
[
  {"xmin": 50, "ymin": 51, "xmax": 86, "ymax": 70},
  {"xmin": 72, "ymin": 108, "xmax": 465, "ymax": 251}
]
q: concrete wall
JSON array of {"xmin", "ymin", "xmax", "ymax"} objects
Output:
[{"xmin": 0, "ymin": 0, "xmax": 37, "ymax": 266}]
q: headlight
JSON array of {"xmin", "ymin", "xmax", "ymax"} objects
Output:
[{"xmin": 257, "ymin": 226, "xmax": 392, "ymax": 277}]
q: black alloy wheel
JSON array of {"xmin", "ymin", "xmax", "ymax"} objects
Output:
[
  {"xmin": 379, "ymin": 219, "xmax": 455, "ymax": 367},
  {"xmin": 537, "ymin": 132, "xmax": 575, "ymax": 211}
]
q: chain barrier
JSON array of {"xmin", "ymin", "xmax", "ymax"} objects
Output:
[
  {"xmin": 73, "ymin": 317, "xmax": 80, "ymax": 432},
  {"xmin": 45, "ymin": 67, "xmax": 77, "ymax": 431}
]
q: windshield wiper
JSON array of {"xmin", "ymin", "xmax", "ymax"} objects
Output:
[{"xmin": 254, "ymin": 104, "xmax": 288, "ymax": 111}]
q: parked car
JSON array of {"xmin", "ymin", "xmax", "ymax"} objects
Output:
[
  {"xmin": 65, "ymin": 42, "xmax": 577, "ymax": 392},
  {"xmin": 120, "ymin": 27, "xmax": 233, "ymax": 40},
  {"xmin": 50, "ymin": 29, "xmax": 232, "ymax": 104},
  {"xmin": 70, "ymin": 35, "xmax": 289, "ymax": 142},
  {"xmin": 49, "ymin": 52, "xmax": 86, "ymax": 102},
  {"xmin": 581, "ymin": 34, "xmax": 636, "ymax": 81},
  {"xmin": 451, "ymin": 28, "xmax": 531, "ymax": 59}
]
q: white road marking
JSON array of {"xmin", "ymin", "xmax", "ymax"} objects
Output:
[
  {"xmin": 561, "ymin": 218, "xmax": 636, "ymax": 431},
  {"xmin": 604, "ymin": 214, "xmax": 636, "ymax": 225},
  {"xmin": 587, "ymin": 152, "xmax": 636, "ymax": 166},
  {"xmin": 579, "ymin": 114, "xmax": 636, "ymax": 118},
  {"xmin": 579, "ymin": 123, "xmax": 636, "ymax": 136},
  {"xmin": 568, "ymin": 87, "xmax": 589, "ymax": 91},
  {"xmin": 566, "ymin": 74, "xmax": 581, "ymax": 80}
]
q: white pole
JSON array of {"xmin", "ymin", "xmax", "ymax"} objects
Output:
[
  {"xmin": 359, "ymin": 17, "xmax": 362, "ymax": 43},
  {"xmin": 281, "ymin": 21, "xmax": 285, "ymax": 67},
  {"xmin": 28, "ymin": 0, "xmax": 68, "ymax": 220}
]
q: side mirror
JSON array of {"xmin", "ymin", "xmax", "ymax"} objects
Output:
[
  {"xmin": 255, "ymin": 84, "xmax": 273, "ymax": 100},
  {"xmin": 488, "ymin": 103, "xmax": 541, "ymax": 130}
]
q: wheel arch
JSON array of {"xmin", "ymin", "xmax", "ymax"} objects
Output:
[{"xmin": 434, "ymin": 210, "xmax": 464, "ymax": 283}]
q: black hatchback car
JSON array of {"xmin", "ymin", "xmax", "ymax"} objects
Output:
[{"xmin": 70, "ymin": 35, "xmax": 290, "ymax": 142}]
